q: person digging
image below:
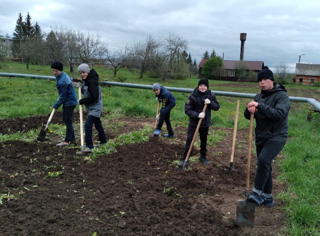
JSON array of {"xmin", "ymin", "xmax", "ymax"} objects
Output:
[
  {"xmin": 77, "ymin": 63, "xmax": 107, "ymax": 153},
  {"xmin": 152, "ymin": 83, "xmax": 176, "ymax": 138},
  {"xmin": 178, "ymin": 78, "xmax": 220, "ymax": 168}
]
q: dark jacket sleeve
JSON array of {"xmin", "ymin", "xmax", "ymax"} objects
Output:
[
  {"xmin": 79, "ymin": 80, "xmax": 99, "ymax": 105},
  {"xmin": 208, "ymin": 92, "xmax": 220, "ymax": 111},
  {"xmin": 185, "ymin": 95, "xmax": 199, "ymax": 119},
  {"xmin": 244, "ymin": 94, "xmax": 258, "ymax": 120},
  {"xmin": 160, "ymin": 91, "xmax": 176, "ymax": 115}
]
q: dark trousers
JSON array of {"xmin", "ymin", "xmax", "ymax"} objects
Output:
[
  {"xmin": 183, "ymin": 125, "xmax": 208, "ymax": 160},
  {"xmin": 156, "ymin": 111, "xmax": 174, "ymax": 136},
  {"xmin": 254, "ymin": 137, "xmax": 287, "ymax": 194},
  {"xmin": 63, "ymin": 106, "xmax": 75, "ymax": 142},
  {"xmin": 85, "ymin": 115, "xmax": 107, "ymax": 148}
]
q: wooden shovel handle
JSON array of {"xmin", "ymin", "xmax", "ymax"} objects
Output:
[
  {"xmin": 78, "ymin": 87, "xmax": 84, "ymax": 150},
  {"xmin": 184, "ymin": 104, "xmax": 208, "ymax": 162},
  {"xmin": 154, "ymin": 102, "xmax": 160, "ymax": 129},
  {"xmin": 45, "ymin": 108, "xmax": 56, "ymax": 129},
  {"xmin": 246, "ymin": 113, "xmax": 254, "ymax": 190},
  {"xmin": 230, "ymin": 100, "xmax": 240, "ymax": 163}
]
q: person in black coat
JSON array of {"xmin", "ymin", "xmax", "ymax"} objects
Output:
[
  {"xmin": 245, "ymin": 66, "xmax": 290, "ymax": 207},
  {"xmin": 178, "ymin": 78, "xmax": 220, "ymax": 168}
]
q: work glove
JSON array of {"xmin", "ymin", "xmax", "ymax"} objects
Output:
[
  {"xmin": 155, "ymin": 114, "xmax": 160, "ymax": 120},
  {"xmin": 198, "ymin": 112, "xmax": 205, "ymax": 119},
  {"xmin": 76, "ymin": 82, "xmax": 83, "ymax": 88},
  {"xmin": 204, "ymin": 98, "xmax": 211, "ymax": 104}
]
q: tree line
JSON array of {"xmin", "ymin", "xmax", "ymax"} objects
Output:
[
  {"xmin": 3, "ymin": 12, "xmax": 292, "ymax": 82},
  {"xmin": 6, "ymin": 12, "xmax": 202, "ymax": 80}
]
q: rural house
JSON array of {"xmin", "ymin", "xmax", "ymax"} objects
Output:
[
  {"xmin": 198, "ymin": 59, "xmax": 264, "ymax": 80},
  {"xmin": 295, "ymin": 63, "xmax": 320, "ymax": 85}
]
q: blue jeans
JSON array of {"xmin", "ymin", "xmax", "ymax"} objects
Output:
[
  {"xmin": 63, "ymin": 106, "xmax": 75, "ymax": 142},
  {"xmin": 156, "ymin": 111, "xmax": 174, "ymax": 136},
  {"xmin": 85, "ymin": 115, "xmax": 107, "ymax": 148},
  {"xmin": 253, "ymin": 137, "xmax": 287, "ymax": 195}
]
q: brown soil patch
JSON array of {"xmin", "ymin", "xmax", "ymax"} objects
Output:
[{"xmin": 0, "ymin": 114, "xmax": 287, "ymax": 235}]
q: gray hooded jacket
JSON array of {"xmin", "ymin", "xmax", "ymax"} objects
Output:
[
  {"xmin": 244, "ymin": 83, "xmax": 290, "ymax": 145},
  {"xmin": 79, "ymin": 69, "xmax": 103, "ymax": 118}
]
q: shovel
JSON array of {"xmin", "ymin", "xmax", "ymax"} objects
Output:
[
  {"xmin": 37, "ymin": 108, "xmax": 56, "ymax": 142},
  {"xmin": 154, "ymin": 101, "xmax": 160, "ymax": 129},
  {"xmin": 224, "ymin": 100, "xmax": 240, "ymax": 172},
  {"xmin": 236, "ymin": 112, "xmax": 255, "ymax": 227},
  {"xmin": 149, "ymin": 101, "xmax": 160, "ymax": 140},
  {"xmin": 76, "ymin": 86, "xmax": 85, "ymax": 155},
  {"xmin": 182, "ymin": 104, "xmax": 208, "ymax": 170}
]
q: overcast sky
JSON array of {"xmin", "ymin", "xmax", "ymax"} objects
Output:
[{"xmin": 1, "ymin": 0, "xmax": 319, "ymax": 72}]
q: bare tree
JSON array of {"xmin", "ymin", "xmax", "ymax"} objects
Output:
[
  {"xmin": 234, "ymin": 60, "xmax": 249, "ymax": 81},
  {"xmin": 51, "ymin": 27, "xmax": 108, "ymax": 72},
  {"xmin": 76, "ymin": 31, "xmax": 107, "ymax": 63},
  {"xmin": 132, "ymin": 35, "xmax": 162, "ymax": 79},
  {"xmin": 165, "ymin": 33, "xmax": 187, "ymax": 68},
  {"xmin": 44, "ymin": 30, "xmax": 64, "ymax": 62},
  {"xmin": 106, "ymin": 46, "xmax": 129, "ymax": 78},
  {"xmin": 0, "ymin": 34, "xmax": 11, "ymax": 67},
  {"xmin": 275, "ymin": 62, "xmax": 289, "ymax": 84}
]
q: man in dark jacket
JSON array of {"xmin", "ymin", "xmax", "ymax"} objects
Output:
[
  {"xmin": 77, "ymin": 63, "xmax": 107, "ymax": 153},
  {"xmin": 51, "ymin": 61, "xmax": 78, "ymax": 146},
  {"xmin": 178, "ymin": 78, "xmax": 220, "ymax": 168},
  {"xmin": 245, "ymin": 66, "xmax": 290, "ymax": 207},
  {"xmin": 152, "ymin": 83, "xmax": 176, "ymax": 138}
]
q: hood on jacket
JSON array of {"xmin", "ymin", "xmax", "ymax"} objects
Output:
[
  {"xmin": 85, "ymin": 69, "xmax": 99, "ymax": 85},
  {"xmin": 261, "ymin": 83, "xmax": 287, "ymax": 97}
]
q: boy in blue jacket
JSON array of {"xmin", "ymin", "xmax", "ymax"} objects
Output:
[
  {"xmin": 51, "ymin": 61, "xmax": 78, "ymax": 147},
  {"xmin": 152, "ymin": 83, "xmax": 176, "ymax": 138}
]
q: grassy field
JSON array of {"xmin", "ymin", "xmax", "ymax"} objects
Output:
[{"xmin": 1, "ymin": 62, "xmax": 320, "ymax": 235}]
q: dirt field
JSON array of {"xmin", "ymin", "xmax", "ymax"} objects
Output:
[{"xmin": 0, "ymin": 110, "xmax": 289, "ymax": 236}]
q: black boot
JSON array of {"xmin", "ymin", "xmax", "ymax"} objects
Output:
[{"xmin": 199, "ymin": 155, "xmax": 210, "ymax": 165}]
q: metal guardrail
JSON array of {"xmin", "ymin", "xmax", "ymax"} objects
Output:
[{"xmin": 1, "ymin": 72, "xmax": 320, "ymax": 111}]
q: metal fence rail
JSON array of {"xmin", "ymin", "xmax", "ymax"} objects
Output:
[{"xmin": 1, "ymin": 72, "xmax": 320, "ymax": 111}]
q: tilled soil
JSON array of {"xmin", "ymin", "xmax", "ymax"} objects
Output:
[{"xmin": 0, "ymin": 114, "xmax": 287, "ymax": 235}]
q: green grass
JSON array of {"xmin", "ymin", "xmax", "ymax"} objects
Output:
[{"xmin": 1, "ymin": 61, "xmax": 320, "ymax": 234}]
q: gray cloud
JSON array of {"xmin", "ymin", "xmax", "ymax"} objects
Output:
[{"xmin": 1, "ymin": 0, "xmax": 319, "ymax": 72}]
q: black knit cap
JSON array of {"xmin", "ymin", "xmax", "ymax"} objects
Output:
[
  {"xmin": 257, "ymin": 66, "xmax": 274, "ymax": 82},
  {"xmin": 51, "ymin": 61, "xmax": 63, "ymax": 71},
  {"xmin": 198, "ymin": 78, "xmax": 209, "ymax": 88}
]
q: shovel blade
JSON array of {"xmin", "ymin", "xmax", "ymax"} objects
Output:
[
  {"xmin": 236, "ymin": 199, "xmax": 255, "ymax": 227},
  {"xmin": 37, "ymin": 126, "xmax": 48, "ymax": 142},
  {"xmin": 149, "ymin": 133, "xmax": 159, "ymax": 142}
]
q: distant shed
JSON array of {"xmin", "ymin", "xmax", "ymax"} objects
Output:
[
  {"xmin": 199, "ymin": 59, "xmax": 264, "ymax": 80},
  {"xmin": 295, "ymin": 63, "xmax": 320, "ymax": 85}
]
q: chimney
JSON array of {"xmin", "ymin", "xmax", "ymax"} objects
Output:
[{"xmin": 240, "ymin": 33, "xmax": 247, "ymax": 60}]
